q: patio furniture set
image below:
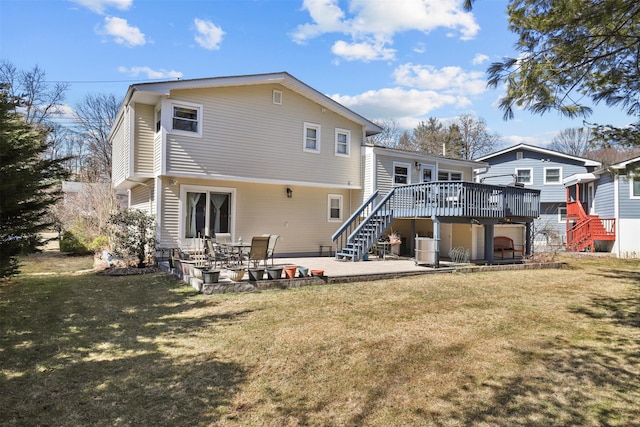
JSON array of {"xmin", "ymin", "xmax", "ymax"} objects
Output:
[{"xmin": 172, "ymin": 234, "xmax": 324, "ymax": 288}]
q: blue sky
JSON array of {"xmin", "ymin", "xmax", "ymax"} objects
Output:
[{"xmin": 0, "ymin": 0, "xmax": 629, "ymax": 148}]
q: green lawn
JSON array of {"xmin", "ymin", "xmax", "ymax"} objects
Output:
[{"xmin": 1, "ymin": 252, "xmax": 638, "ymax": 426}]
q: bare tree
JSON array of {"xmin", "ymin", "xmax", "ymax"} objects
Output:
[
  {"xmin": 367, "ymin": 118, "xmax": 403, "ymax": 147},
  {"xmin": 74, "ymin": 93, "xmax": 120, "ymax": 181},
  {"xmin": 548, "ymin": 128, "xmax": 592, "ymax": 157},
  {"xmin": 453, "ymin": 114, "xmax": 501, "ymax": 160},
  {"xmin": 0, "ymin": 60, "xmax": 69, "ymax": 129}
]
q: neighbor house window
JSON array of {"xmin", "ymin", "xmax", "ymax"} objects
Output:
[
  {"xmin": 171, "ymin": 103, "xmax": 202, "ymax": 136},
  {"xmin": 393, "ymin": 162, "xmax": 410, "ymax": 185},
  {"xmin": 544, "ymin": 167, "xmax": 562, "ymax": 185},
  {"xmin": 558, "ymin": 206, "xmax": 567, "ymax": 223},
  {"xmin": 328, "ymin": 194, "xmax": 343, "ymax": 222},
  {"xmin": 335, "ymin": 128, "xmax": 350, "ymax": 156},
  {"xmin": 303, "ymin": 122, "xmax": 321, "ymax": 152},
  {"xmin": 438, "ymin": 170, "xmax": 463, "ymax": 181},
  {"xmin": 631, "ymin": 177, "xmax": 640, "ymax": 199},
  {"xmin": 516, "ymin": 168, "xmax": 533, "ymax": 185}
]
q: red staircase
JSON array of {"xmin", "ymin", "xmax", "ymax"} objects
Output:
[{"xmin": 565, "ymin": 186, "xmax": 615, "ymax": 252}]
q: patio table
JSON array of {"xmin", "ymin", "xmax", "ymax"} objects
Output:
[{"xmin": 220, "ymin": 242, "xmax": 251, "ymax": 266}]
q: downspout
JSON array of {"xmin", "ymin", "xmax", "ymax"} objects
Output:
[{"xmin": 614, "ymin": 171, "xmax": 620, "ymax": 257}]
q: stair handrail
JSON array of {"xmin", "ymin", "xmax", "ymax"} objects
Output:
[
  {"xmin": 331, "ymin": 190, "xmax": 379, "ymax": 242},
  {"xmin": 347, "ymin": 189, "xmax": 395, "ymax": 242}
]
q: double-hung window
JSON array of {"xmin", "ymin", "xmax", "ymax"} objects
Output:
[
  {"xmin": 393, "ymin": 162, "xmax": 410, "ymax": 185},
  {"xmin": 328, "ymin": 194, "xmax": 343, "ymax": 222},
  {"xmin": 171, "ymin": 102, "xmax": 202, "ymax": 137},
  {"xmin": 335, "ymin": 128, "xmax": 350, "ymax": 156},
  {"xmin": 516, "ymin": 168, "xmax": 533, "ymax": 185},
  {"xmin": 558, "ymin": 206, "xmax": 567, "ymax": 223},
  {"xmin": 438, "ymin": 170, "xmax": 463, "ymax": 181},
  {"xmin": 544, "ymin": 167, "xmax": 562, "ymax": 185},
  {"xmin": 303, "ymin": 122, "xmax": 321, "ymax": 152}
]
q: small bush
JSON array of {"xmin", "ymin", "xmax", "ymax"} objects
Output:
[
  {"xmin": 60, "ymin": 231, "xmax": 90, "ymax": 255},
  {"xmin": 88, "ymin": 235, "xmax": 110, "ymax": 252}
]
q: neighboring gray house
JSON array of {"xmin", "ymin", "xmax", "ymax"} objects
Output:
[
  {"xmin": 476, "ymin": 144, "xmax": 601, "ymax": 247},
  {"xmin": 564, "ymin": 155, "xmax": 640, "ymax": 257}
]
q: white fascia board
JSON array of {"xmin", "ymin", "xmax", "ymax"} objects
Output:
[{"xmin": 477, "ymin": 143, "xmax": 601, "ymax": 167}]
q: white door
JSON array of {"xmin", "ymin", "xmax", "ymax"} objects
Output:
[
  {"xmin": 439, "ymin": 223, "xmax": 452, "ymax": 257},
  {"xmin": 420, "ymin": 165, "xmax": 435, "ymax": 182},
  {"xmin": 587, "ymin": 183, "xmax": 595, "ymax": 214}
]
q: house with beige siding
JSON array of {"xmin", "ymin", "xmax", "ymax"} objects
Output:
[{"xmin": 110, "ymin": 72, "xmax": 382, "ymax": 257}]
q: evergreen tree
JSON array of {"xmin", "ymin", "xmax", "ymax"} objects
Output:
[{"xmin": 0, "ymin": 86, "xmax": 70, "ymax": 278}]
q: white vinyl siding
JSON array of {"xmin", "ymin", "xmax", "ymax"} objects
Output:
[{"xmin": 134, "ymin": 103, "xmax": 155, "ymax": 175}]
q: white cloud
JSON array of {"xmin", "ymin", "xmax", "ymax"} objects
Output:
[
  {"xmin": 331, "ymin": 39, "xmax": 395, "ymax": 62},
  {"xmin": 69, "ymin": 0, "xmax": 132, "ymax": 14},
  {"xmin": 393, "ymin": 63, "xmax": 486, "ymax": 95},
  {"xmin": 292, "ymin": 0, "xmax": 479, "ymax": 61},
  {"xmin": 100, "ymin": 16, "xmax": 145, "ymax": 47},
  {"xmin": 472, "ymin": 53, "xmax": 489, "ymax": 65},
  {"xmin": 331, "ymin": 87, "xmax": 462, "ymax": 126},
  {"xmin": 118, "ymin": 66, "xmax": 183, "ymax": 79},
  {"xmin": 194, "ymin": 18, "xmax": 225, "ymax": 50}
]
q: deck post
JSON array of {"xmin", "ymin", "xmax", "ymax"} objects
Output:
[
  {"xmin": 525, "ymin": 221, "xmax": 532, "ymax": 256},
  {"xmin": 431, "ymin": 215, "xmax": 440, "ymax": 268},
  {"xmin": 484, "ymin": 223, "xmax": 495, "ymax": 263}
]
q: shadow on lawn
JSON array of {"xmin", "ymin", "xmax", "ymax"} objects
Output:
[
  {"xmin": 0, "ymin": 271, "xmax": 247, "ymax": 426},
  {"xmin": 423, "ymin": 268, "xmax": 640, "ymax": 426}
]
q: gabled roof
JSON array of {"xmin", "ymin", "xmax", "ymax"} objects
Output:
[
  {"xmin": 476, "ymin": 143, "xmax": 601, "ymax": 167},
  {"xmin": 116, "ymin": 71, "xmax": 383, "ymax": 136},
  {"xmin": 610, "ymin": 155, "xmax": 640, "ymax": 169}
]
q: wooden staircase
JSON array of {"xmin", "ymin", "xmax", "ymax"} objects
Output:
[{"xmin": 566, "ymin": 200, "xmax": 615, "ymax": 252}]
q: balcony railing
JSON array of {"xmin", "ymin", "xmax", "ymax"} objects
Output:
[{"xmin": 391, "ymin": 181, "xmax": 541, "ymax": 219}]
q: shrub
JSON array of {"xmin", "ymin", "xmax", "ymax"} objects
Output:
[
  {"xmin": 109, "ymin": 209, "xmax": 156, "ymax": 268},
  {"xmin": 59, "ymin": 230, "xmax": 90, "ymax": 255}
]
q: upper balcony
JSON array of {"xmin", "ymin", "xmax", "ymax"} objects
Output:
[{"xmin": 390, "ymin": 181, "xmax": 541, "ymax": 221}]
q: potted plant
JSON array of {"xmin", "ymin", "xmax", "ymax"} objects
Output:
[
  {"xmin": 227, "ymin": 267, "xmax": 245, "ymax": 282},
  {"xmin": 202, "ymin": 269, "xmax": 220, "ymax": 284},
  {"xmin": 283, "ymin": 265, "xmax": 297, "ymax": 279},
  {"xmin": 248, "ymin": 268, "xmax": 265, "ymax": 282}
]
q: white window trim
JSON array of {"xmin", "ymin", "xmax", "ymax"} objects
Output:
[
  {"xmin": 393, "ymin": 161, "xmax": 411, "ymax": 185},
  {"xmin": 272, "ymin": 89, "xmax": 282, "ymax": 105},
  {"xmin": 630, "ymin": 176, "xmax": 640, "ymax": 199},
  {"xmin": 334, "ymin": 128, "xmax": 350, "ymax": 157},
  {"xmin": 169, "ymin": 101, "xmax": 203, "ymax": 138},
  {"xmin": 515, "ymin": 168, "xmax": 533, "ymax": 185},
  {"xmin": 437, "ymin": 169, "xmax": 464, "ymax": 181},
  {"xmin": 544, "ymin": 167, "xmax": 563, "ymax": 185},
  {"xmin": 179, "ymin": 184, "xmax": 236, "ymax": 247},
  {"xmin": 303, "ymin": 122, "xmax": 321, "ymax": 153},
  {"xmin": 558, "ymin": 206, "xmax": 567, "ymax": 223},
  {"xmin": 328, "ymin": 194, "xmax": 343, "ymax": 222}
]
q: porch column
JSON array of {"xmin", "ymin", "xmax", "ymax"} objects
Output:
[
  {"xmin": 410, "ymin": 219, "xmax": 416, "ymax": 257},
  {"xmin": 484, "ymin": 223, "xmax": 495, "ymax": 263},
  {"xmin": 525, "ymin": 221, "xmax": 532, "ymax": 256},
  {"xmin": 431, "ymin": 215, "xmax": 440, "ymax": 268}
]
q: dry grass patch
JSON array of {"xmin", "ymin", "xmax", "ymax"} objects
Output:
[{"xmin": 1, "ymin": 253, "xmax": 638, "ymax": 426}]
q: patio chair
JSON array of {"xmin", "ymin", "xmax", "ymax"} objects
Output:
[
  {"xmin": 266, "ymin": 234, "xmax": 280, "ymax": 267},
  {"xmin": 214, "ymin": 232, "xmax": 232, "ymax": 244},
  {"xmin": 246, "ymin": 236, "xmax": 270, "ymax": 268},
  {"xmin": 205, "ymin": 238, "xmax": 229, "ymax": 269}
]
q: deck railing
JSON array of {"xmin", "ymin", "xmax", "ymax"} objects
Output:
[{"xmin": 391, "ymin": 181, "xmax": 541, "ymax": 219}]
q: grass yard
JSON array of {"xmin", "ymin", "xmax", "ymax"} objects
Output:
[{"xmin": 1, "ymin": 252, "xmax": 639, "ymax": 426}]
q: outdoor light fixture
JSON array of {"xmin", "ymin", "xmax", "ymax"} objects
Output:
[
  {"xmin": 286, "ymin": 187, "xmax": 293, "ymax": 198},
  {"xmin": 169, "ymin": 178, "xmax": 177, "ymax": 186}
]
